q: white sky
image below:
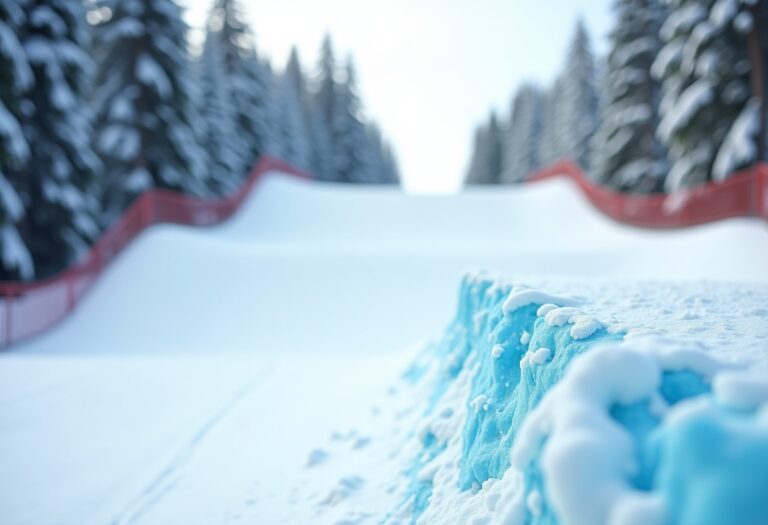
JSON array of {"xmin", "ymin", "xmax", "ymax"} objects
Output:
[{"xmin": 178, "ymin": 0, "xmax": 613, "ymax": 193}]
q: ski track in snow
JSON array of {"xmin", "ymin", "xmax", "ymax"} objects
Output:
[{"xmin": 109, "ymin": 367, "xmax": 271, "ymax": 525}]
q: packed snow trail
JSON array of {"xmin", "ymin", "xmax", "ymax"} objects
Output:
[{"xmin": 1, "ymin": 172, "xmax": 767, "ymax": 524}]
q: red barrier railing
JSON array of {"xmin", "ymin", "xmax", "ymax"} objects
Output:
[
  {"xmin": 0, "ymin": 156, "xmax": 307, "ymax": 347},
  {"xmin": 528, "ymin": 161, "xmax": 768, "ymax": 229}
]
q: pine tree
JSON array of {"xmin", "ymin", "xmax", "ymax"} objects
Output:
[
  {"xmin": 207, "ymin": 0, "xmax": 274, "ymax": 170},
  {"xmin": 332, "ymin": 59, "xmax": 373, "ymax": 183},
  {"xmin": 197, "ymin": 19, "xmax": 248, "ymax": 195},
  {"xmin": 0, "ymin": 0, "xmax": 33, "ymax": 279},
  {"xmin": 538, "ymin": 78, "xmax": 565, "ymax": 167},
  {"xmin": 311, "ymin": 34, "xmax": 338, "ymax": 181},
  {"xmin": 16, "ymin": 0, "xmax": 100, "ymax": 277},
  {"xmin": 501, "ymin": 84, "xmax": 545, "ymax": 183},
  {"xmin": 93, "ymin": 0, "xmax": 207, "ymax": 219},
  {"xmin": 273, "ymin": 50, "xmax": 311, "ymax": 171},
  {"xmin": 366, "ymin": 124, "xmax": 400, "ymax": 185},
  {"xmin": 306, "ymin": 103, "xmax": 334, "ymax": 181},
  {"xmin": 558, "ymin": 20, "xmax": 599, "ymax": 169},
  {"xmin": 591, "ymin": 0, "xmax": 668, "ymax": 193},
  {"xmin": 465, "ymin": 112, "xmax": 503, "ymax": 185},
  {"xmin": 653, "ymin": 0, "xmax": 759, "ymax": 190}
]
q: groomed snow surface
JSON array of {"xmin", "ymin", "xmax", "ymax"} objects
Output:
[{"xmin": 1, "ymin": 172, "xmax": 768, "ymax": 524}]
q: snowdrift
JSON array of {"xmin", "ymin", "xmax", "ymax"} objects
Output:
[{"xmin": 316, "ymin": 275, "xmax": 768, "ymax": 525}]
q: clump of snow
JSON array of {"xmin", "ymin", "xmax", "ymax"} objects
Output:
[
  {"xmin": 543, "ymin": 306, "xmax": 603, "ymax": 340},
  {"xmin": 136, "ymin": 54, "xmax": 171, "ymax": 99},
  {"xmin": 714, "ymin": 371, "xmax": 768, "ymax": 410},
  {"xmin": 503, "ymin": 289, "xmax": 579, "ymax": 314},
  {"xmin": 734, "ymin": 11, "xmax": 753, "ymax": 32},
  {"xmin": 0, "ymin": 224, "xmax": 33, "ymax": 279},
  {"xmin": 657, "ymin": 80, "xmax": 713, "ymax": 142},
  {"xmin": 712, "ymin": 98, "xmax": 760, "ymax": 181},
  {"xmin": 536, "ymin": 303, "xmax": 559, "ymax": 317},
  {"xmin": 470, "ymin": 394, "xmax": 490, "ymax": 413},
  {"xmin": 520, "ymin": 347, "xmax": 551, "ymax": 368}
]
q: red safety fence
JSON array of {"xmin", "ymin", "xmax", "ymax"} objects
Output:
[
  {"xmin": 528, "ymin": 160, "xmax": 768, "ymax": 228},
  {"xmin": 0, "ymin": 156, "xmax": 307, "ymax": 347}
]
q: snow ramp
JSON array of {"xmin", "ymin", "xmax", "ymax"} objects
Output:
[{"xmin": 1, "ymin": 168, "xmax": 768, "ymax": 524}]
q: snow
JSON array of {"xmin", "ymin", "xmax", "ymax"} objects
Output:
[
  {"xmin": 657, "ymin": 80, "xmax": 713, "ymax": 141},
  {"xmin": 714, "ymin": 371, "xmax": 768, "ymax": 409},
  {"xmin": 712, "ymin": 98, "xmax": 760, "ymax": 180},
  {"xmin": 1, "ymin": 171, "xmax": 768, "ymax": 523},
  {"xmin": 29, "ymin": 5, "xmax": 66, "ymax": 37},
  {"xmin": 651, "ymin": 40, "xmax": 684, "ymax": 79},
  {"xmin": 503, "ymin": 289, "xmax": 579, "ymax": 314},
  {"xmin": 734, "ymin": 11, "xmax": 754, "ymax": 32},
  {"xmin": 0, "ymin": 103, "xmax": 29, "ymax": 165},
  {"xmin": 660, "ymin": 3, "xmax": 707, "ymax": 41},
  {"xmin": 710, "ymin": 0, "xmax": 739, "ymax": 28},
  {"xmin": 0, "ymin": 19, "xmax": 32, "ymax": 92},
  {"xmin": 0, "ymin": 224, "xmax": 33, "ymax": 280},
  {"xmin": 470, "ymin": 394, "xmax": 490, "ymax": 413},
  {"xmin": 0, "ymin": 173, "xmax": 24, "ymax": 221},
  {"xmin": 521, "ymin": 347, "xmax": 551, "ymax": 367},
  {"xmin": 136, "ymin": 54, "xmax": 172, "ymax": 99}
]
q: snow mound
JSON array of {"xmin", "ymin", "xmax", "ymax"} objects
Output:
[{"xmin": 364, "ymin": 274, "xmax": 768, "ymax": 524}]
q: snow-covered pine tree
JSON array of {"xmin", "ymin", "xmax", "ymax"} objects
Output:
[
  {"xmin": 197, "ymin": 17, "xmax": 248, "ymax": 195},
  {"xmin": 310, "ymin": 34, "xmax": 338, "ymax": 181},
  {"xmin": 501, "ymin": 84, "xmax": 545, "ymax": 183},
  {"xmin": 16, "ymin": 0, "xmax": 100, "ymax": 277},
  {"xmin": 591, "ymin": 0, "xmax": 668, "ymax": 193},
  {"xmin": 465, "ymin": 112, "xmax": 503, "ymax": 185},
  {"xmin": 653, "ymin": 0, "xmax": 760, "ymax": 190},
  {"xmin": 365, "ymin": 123, "xmax": 400, "ymax": 185},
  {"xmin": 377, "ymin": 142, "xmax": 401, "ymax": 185},
  {"xmin": 274, "ymin": 50, "xmax": 311, "ymax": 171},
  {"xmin": 260, "ymin": 58, "xmax": 280, "ymax": 157},
  {"xmin": 590, "ymin": 55, "xmax": 608, "ymax": 174},
  {"xmin": 332, "ymin": 59, "xmax": 373, "ymax": 183},
  {"xmin": 0, "ymin": 0, "xmax": 33, "ymax": 280},
  {"xmin": 285, "ymin": 47, "xmax": 308, "ymax": 108},
  {"xmin": 306, "ymin": 103, "xmax": 334, "ymax": 181},
  {"xmin": 207, "ymin": 0, "xmax": 275, "ymax": 171},
  {"xmin": 557, "ymin": 19, "xmax": 599, "ymax": 169},
  {"xmin": 93, "ymin": 0, "xmax": 207, "ymax": 219},
  {"xmin": 538, "ymin": 78, "xmax": 565, "ymax": 167}
]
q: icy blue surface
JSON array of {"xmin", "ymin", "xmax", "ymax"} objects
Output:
[
  {"xmin": 415, "ymin": 276, "xmax": 624, "ymax": 490},
  {"xmin": 458, "ymin": 303, "xmax": 624, "ymax": 490},
  {"xmin": 398, "ymin": 276, "xmax": 768, "ymax": 524},
  {"xmin": 611, "ymin": 370, "xmax": 712, "ymax": 490},
  {"xmin": 651, "ymin": 403, "xmax": 768, "ymax": 525}
]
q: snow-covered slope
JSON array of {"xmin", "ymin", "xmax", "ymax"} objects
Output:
[{"xmin": 1, "ymin": 173, "xmax": 767, "ymax": 524}]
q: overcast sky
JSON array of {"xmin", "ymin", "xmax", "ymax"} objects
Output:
[{"xmin": 179, "ymin": 0, "xmax": 613, "ymax": 193}]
